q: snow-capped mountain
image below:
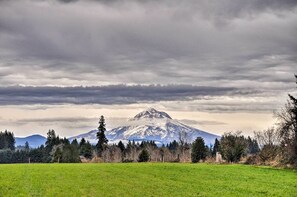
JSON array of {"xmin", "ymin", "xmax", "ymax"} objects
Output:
[{"xmin": 70, "ymin": 108, "xmax": 220, "ymax": 145}]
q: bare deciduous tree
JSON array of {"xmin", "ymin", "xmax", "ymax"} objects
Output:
[{"xmin": 254, "ymin": 127, "xmax": 280, "ymax": 148}]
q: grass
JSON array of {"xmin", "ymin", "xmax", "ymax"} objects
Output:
[{"xmin": 0, "ymin": 163, "xmax": 296, "ymax": 197}]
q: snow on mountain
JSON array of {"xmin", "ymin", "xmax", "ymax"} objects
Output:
[
  {"xmin": 69, "ymin": 129, "xmax": 98, "ymax": 144},
  {"xmin": 133, "ymin": 107, "xmax": 172, "ymax": 119},
  {"xmin": 70, "ymin": 108, "xmax": 220, "ymax": 145}
]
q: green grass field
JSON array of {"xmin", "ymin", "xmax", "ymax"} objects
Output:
[{"xmin": 0, "ymin": 163, "xmax": 296, "ymax": 197}]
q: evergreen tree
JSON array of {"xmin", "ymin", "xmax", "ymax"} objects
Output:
[
  {"xmin": 168, "ymin": 140, "xmax": 179, "ymax": 151},
  {"xmin": 191, "ymin": 137, "xmax": 207, "ymax": 163},
  {"xmin": 138, "ymin": 149, "xmax": 149, "ymax": 162},
  {"xmin": 71, "ymin": 139, "xmax": 79, "ymax": 149},
  {"xmin": 80, "ymin": 138, "xmax": 93, "ymax": 159},
  {"xmin": 45, "ymin": 129, "xmax": 59, "ymax": 152},
  {"xmin": 83, "ymin": 141, "xmax": 93, "ymax": 159},
  {"xmin": 79, "ymin": 138, "xmax": 86, "ymax": 148},
  {"xmin": 0, "ymin": 130, "xmax": 15, "ymax": 150},
  {"xmin": 29, "ymin": 145, "xmax": 47, "ymax": 163},
  {"xmin": 126, "ymin": 140, "xmax": 132, "ymax": 153},
  {"xmin": 24, "ymin": 141, "xmax": 30, "ymax": 152},
  {"xmin": 117, "ymin": 141, "xmax": 125, "ymax": 152},
  {"xmin": 96, "ymin": 115, "xmax": 108, "ymax": 157},
  {"xmin": 246, "ymin": 136, "xmax": 260, "ymax": 154},
  {"xmin": 212, "ymin": 138, "xmax": 221, "ymax": 156},
  {"xmin": 61, "ymin": 137, "xmax": 70, "ymax": 145}
]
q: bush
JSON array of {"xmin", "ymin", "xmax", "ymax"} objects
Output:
[
  {"xmin": 122, "ymin": 159, "xmax": 134, "ymax": 163},
  {"xmin": 244, "ymin": 155, "xmax": 259, "ymax": 165},
  {"xmin": 221, "ymin": 132, "xmax": 247, "ymax": 163},
  {"xmin": 259, "ymin": 144, "xmax": 279, "ymax": 163}
]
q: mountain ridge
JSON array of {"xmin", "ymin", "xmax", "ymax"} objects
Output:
[{"xmin": 15, "ymin": 134, "xmax": 46, "ymax": 148}]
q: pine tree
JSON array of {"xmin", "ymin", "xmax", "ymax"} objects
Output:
[
  {"xmin": 71, "ymin": 139, "xmax": 79, "ymax": 149},
  {"xmin": 45, "ymin": 129, "xmax": 59, "ymax": 152},
  {"xmin": 138, "ymin": 149, "xmax": 149, "ymax": 162},
  {"xmin": 0, "ymin": 130, "xmax": 15, "ymax": 151},
  {"xmin": 117, "ymin": 141, "xmax": 125, "ymax": 161},
  {"xmin": 79, "ymin": 138, "xmax": 86, "ymax": 148},
  {"xmin": 246, "ymin": 136, "xmax": 260, "ymax": 154},
  {"xmin": 84, "ymin": 141, "xmax": 93, "ymax": 159},
  {"xmin": 79, "ymin": 138, "xmax": 93, "ymax": 159},
  {"xmin": 168, "ymin": 140, "xmax": 179, "ymax": 151},
  {"xmin": 212, "ymin": 138, "xmax": 221, "ymax": 156},
  {"xmin": 96, "ymin": 115, "xmax": 108, "ymax": 157},
  {"xmin": 24, "ymin": 141, "xmax": 30, "ymax": 152},
  {"xmin": 191, "ymin": 137, "xmax": 207, "ymax": 163},
  {"xmin": 117, "ymin": 141, "xmax": 125, "ymax": 152}
]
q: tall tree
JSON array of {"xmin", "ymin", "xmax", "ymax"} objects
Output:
[
  {"xmin": 138, "ymin": 149, "xmax": 149, "ymax": 162},
  {"xmin": 117, "ymin": 141, "xmax": 125, "ymax": 152},
  {"xmin": 0, "ymin": 130, "xmax": 15, "ymax": 151},
  {"xmin": 288, "ymin": 75, "xmax": 297, "ymax": 166},
  {"xmin": 79, "ymin": 138, "xmax": 86, "ymax": 148},
  {"xmin": 212, "ymin": 138, "xmax": 221, "ymax": 156},
  {"xmin": 191, "ymin": 137, "xmax": 207, "ymax": 163},
  {"xmin": 277, "ymin": 75, "xmax": 297, "ymax": 166},
  {"xmin": 80, "ymin": 138, "xmax": 93, "ymax": 159},
  {"xmin": 168, "ymin": 140, "xmax": 179, "ymax": 151},
  {"xmin": 24, "ymin": 141, "xmax": 30, "ymax": 152},
  {"xmin": 246, "ymin": 136, "xmax": 260, "ymax": 154},
  {"xmin": 96, "ymin": 115, "xmax": 108, "ymax": 157},
  {"xmin": 71, "ymin": 139, "xmax": 79, "ymax": 147},
  {"xmin": 45, "ymin": 130, "xmax": 59, "ymax": 152}
]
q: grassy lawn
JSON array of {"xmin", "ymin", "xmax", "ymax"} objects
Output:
[{"xmin": 0, "ymin": 163, "xmax": 296, "ymax": 197}]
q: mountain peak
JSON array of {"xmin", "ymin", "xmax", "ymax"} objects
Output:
[{"xmin": 133, "ymin": 108, "xmax": 172, "ymax": 120}]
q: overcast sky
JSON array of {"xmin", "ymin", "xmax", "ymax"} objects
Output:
[{"xmin": 0, "ymin": 0, "xmax": 296, "ymax": 137}]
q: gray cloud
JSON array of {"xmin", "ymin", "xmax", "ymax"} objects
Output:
[
  {"xmin": 179, "ymin": 119, "xmax": 227, "ymax": 126},
  {"xmin": 0, "ymin": 0, "xmax": 296, "ymax": 114},
  {"xmin": 0, "ymin": 85, "xmax": 246, "ymax": 105},
  {"xmin": 0, "ymin": 116, "xmax": 128, "ymax": 131},
  {"xmin": 42, "ymin": 0, "xmax": 297, "ymax": 13},
  {"xmin": 0, "ymin": 0, "xmax": 296, "ymax": 88},
  {"xmin": 18, "ymin": 117, "xmax": 97, "ymax": 123}
]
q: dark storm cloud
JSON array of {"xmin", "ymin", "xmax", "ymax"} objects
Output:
[{"xmin": 0, "ymin": 85, "xmax": 248, "ymax": 105}]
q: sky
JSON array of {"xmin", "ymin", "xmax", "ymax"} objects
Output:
[{"xmin": 0, "ymin": 0, "xmax": 296, "ymax": 137}]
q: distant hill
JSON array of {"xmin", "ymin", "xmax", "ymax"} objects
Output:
[
  {"xmin": 15, "ymin": 135, "xmax": 46, "ymax": 148},
  {"xmin": 70, "ymin": 108, "xmax": 220, "ymax": 145}
]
